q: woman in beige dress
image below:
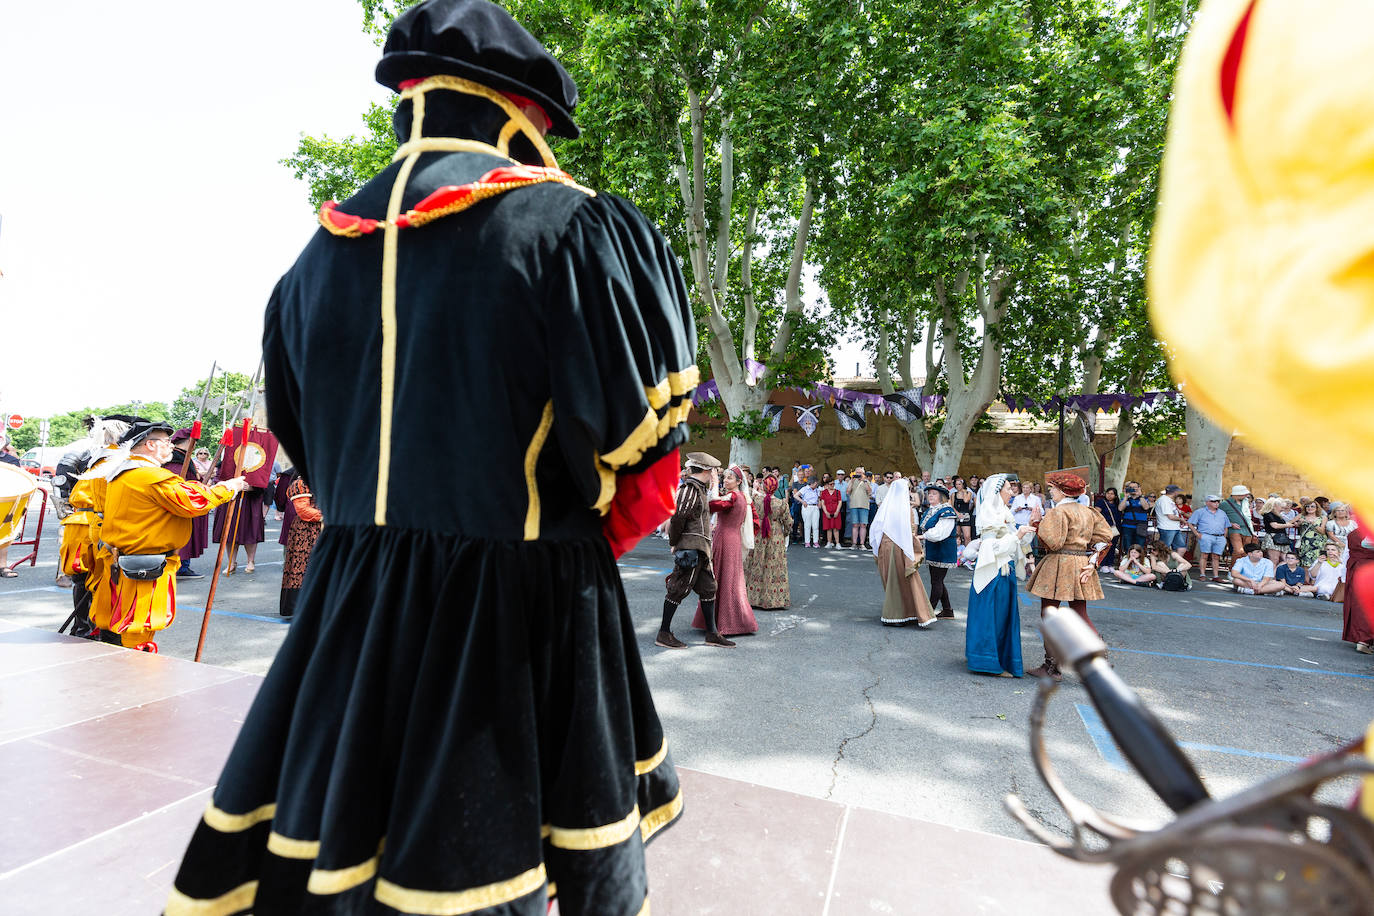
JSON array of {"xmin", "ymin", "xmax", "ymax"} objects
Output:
[{"xmin": 870, "ymin": 478, "xmax": 935, "ymax": 628}]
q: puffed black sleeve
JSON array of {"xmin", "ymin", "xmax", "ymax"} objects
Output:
[{"xmin": 544, "ymin": 192, "xmax": 699, "ymax": 514}]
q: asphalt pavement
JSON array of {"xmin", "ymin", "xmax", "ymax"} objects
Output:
[{"xmin": 4, "ymin": 500, "xmax": 1371, "ymax": 852}]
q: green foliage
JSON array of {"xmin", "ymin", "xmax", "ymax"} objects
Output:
[
  {"xmin": 283, "ymin": 0, "xmax": 1201, "ymax": 453},
  {"xmin": 8, "ymin": 402, "xmax": 171, "ymax": 453},
  {"xmin": 282, "ymin": 103, "xmax": 399, "ymax": 212},
  {"xmin": 722, "ymin": 408, "xmax": 773, "ymax": 443}
]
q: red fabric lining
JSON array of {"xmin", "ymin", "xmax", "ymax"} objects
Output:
[
  {"xmin": 1220, "ymin": 0, "xmax": 1258, "ymax": 126},
  {"xmin": 602, "ymin": 450, "xmax": 680, "ymax": 559}
]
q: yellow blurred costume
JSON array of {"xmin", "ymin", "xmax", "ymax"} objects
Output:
[
  {"xmin": 102, "ymin": 456, "xmax": 235, "ymax": 648},
  {"xmin": 1151, "ymin": 0, "xmax": 1374, "ymax": 821},
  {"xmin": 1149, "ymin": 0, "xmax": 1374, "ymax": 525},
  {"xmin": 70, "ymin": 450, "xmax": 120, "ymax": 633}
]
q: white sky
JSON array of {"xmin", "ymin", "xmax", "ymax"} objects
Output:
[{"xmin": 0, "ymin": 0, "xmax": 870, "ymax": 420}]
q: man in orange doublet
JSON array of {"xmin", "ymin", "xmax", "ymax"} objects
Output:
[{"xmin": 99, "ymin": 421, "xmax": 245, "ymax": 650}]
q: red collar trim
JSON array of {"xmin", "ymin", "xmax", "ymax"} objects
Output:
[{"xmin": 318, "ymin": 165, "xmax": 588, "ymax": 238}]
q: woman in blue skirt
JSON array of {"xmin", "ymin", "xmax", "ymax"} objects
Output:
[{"xmin": 965, "ymin": 474, "xmax": 1035, "ymax": 677}]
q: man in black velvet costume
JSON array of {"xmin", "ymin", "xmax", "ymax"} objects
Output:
[{"xmin": 167, "ymin": 3, "xmax": 696, "ymax": 914}]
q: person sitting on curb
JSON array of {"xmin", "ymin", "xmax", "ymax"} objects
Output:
[
  {"xmin": 1110, "ymin": 544, "xmax": 1156, "ymax": 586},
  {"xmin": 1274, "ymin": 550, "xmax": 1317, "ymax": 597},
  {"xmin": 1308, "ymin": 542, "xmax": 1347, "ymax": 602},
  {"xmin": 1231, "ymin": 542, "xmax": 1287, "ymax": 595}
]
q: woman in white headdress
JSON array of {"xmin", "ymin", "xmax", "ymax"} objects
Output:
[
  {"xmin": 870, "ymin": 478, "xmax": 935, "ymax": 627},
  {"xmin": 965, "ymin": 474, "xmax": 1035, "ymax": 676}
]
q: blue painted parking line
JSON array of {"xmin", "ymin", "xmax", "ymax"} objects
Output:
[
  {"xmin": 2, "ymin": 586, "xmax": 67, "ymax": 595},
  {"xmin": 1016, "ymin": 591, "xmax": 1337, "ymax": 634},
  {"xmin": 178, "ymin": 606, "xmax": 291, "ymax": 625},
  {"xmin": 1111, "ymin": 647, "xmax": 1374, "ymax": 681},
  {"xmin": 1076, "ymin": 704, "xmax": 1306, "ymax": 769},
  {"xmin": 617, "ymin": 564, "xmax": 672, "ymax": 574},
  {"xmin": 1075, "ymin": 703, "xmax": 1129, "ymax": 772},
  {"xmin": 1175, "ymin": 742, "xmax": 1303, "ymax": 764}
]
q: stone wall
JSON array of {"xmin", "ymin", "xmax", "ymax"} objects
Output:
[{"xmin": 686, "ymin": 410, "xmax": 1327, "ymax": 498}]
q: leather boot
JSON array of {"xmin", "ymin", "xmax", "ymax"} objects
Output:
[
  {"xmin": 700, "ymin": 599, "xmax": 736, "ymax": 648},
  {"xmin": 656, "ymin": 599, "xmax": 687, "ymax": 649},
  {"xmin": 1026, "ymin": 652, "xmax": 1062, "ymax": 682}
]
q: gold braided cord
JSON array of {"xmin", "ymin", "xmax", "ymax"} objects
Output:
[
  {"xmin": 400, "ymin": 74, "xmax": 559, "ymax": 169},
  {"xmin": 202, "ymin": 801, "xmax": 275, "ymax": 833},
  {"xmin": 392, "ymin": 137, "xmax": 509, "ymax": 162},
  {"xmin": 165, "ymin": 881, "xmax": 258, "ymax": 916},
  {"xmin": 375, "ymin": 151, "xmax": 421, "ymax": 527},
  {"xmin": 546, "ymin": 806, "xmax": 641, "ymax": 851},
  {"xmin": 640, "ymin": 790, "xmax": 684, "ymax": 844},
  {"xmin": 374, "ymin": 863, "xmax": 546, "ymax": 916},
  {"xmin": 523, "ymin": 400, "xmax": 555, "ymax": 540},
  {"xmin": 496, "ymin": 118, "xmax": 522, "ymax": 156}
]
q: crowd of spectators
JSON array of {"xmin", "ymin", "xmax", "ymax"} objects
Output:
[{"xmin": 753, "ymin": 463, "xmax": 1356, "ymax": 603}]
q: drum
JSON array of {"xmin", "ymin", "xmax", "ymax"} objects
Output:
[{"xmin": 0, "ymin": 462, "xmax": 38, "ymax": 547}]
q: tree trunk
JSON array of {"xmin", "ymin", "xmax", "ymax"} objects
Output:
[
  {"xmin": 1186, "ymin": 403, "xmax": 1232, "ymax": 502},
  {"xmin": 931, "ymin": 406, "xmax": 980, "ymax": 479},
  {"xmin": 1065, "ymin": 412, "xmax": 1102, "ymax": 487},
  {"xmin": 1103, "ymin": 410, "xmax": 1137, "ymax": 493},
  {"xmin": 717, "ymin": 380, "xmax": 770, "ymax": 470}
]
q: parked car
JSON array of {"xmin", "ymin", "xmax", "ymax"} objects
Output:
[{"xmin": 20, "ymin": 447, "xmax": 66, "ymax": 478}]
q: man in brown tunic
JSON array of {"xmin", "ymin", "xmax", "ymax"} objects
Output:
[
  {"xmin": 659, "ymin": 451, "xmax": 734, "ymax": 648},
  {"xmin": 1026, "ymin": 471, "xmax": 1115, "ymax": 680}
]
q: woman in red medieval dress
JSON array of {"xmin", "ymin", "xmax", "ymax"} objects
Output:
[
  {"xmin": 694, "ymin": 465, "xmax": 759, "ymax": 638},
  {"xmin": 1342, "ymin": 527, "xmax": 1374, "ymax": 655}
]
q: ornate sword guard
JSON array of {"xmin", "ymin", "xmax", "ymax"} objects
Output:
[{"xmin": 1005, "ymin": 677, "xmax": 1374, "ymax": 915}]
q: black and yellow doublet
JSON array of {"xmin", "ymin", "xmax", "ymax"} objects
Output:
[{"xmin": 168, "ymin": 69, "xmax": 695, "ymax": 916}]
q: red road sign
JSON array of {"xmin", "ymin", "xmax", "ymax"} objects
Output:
[{"xmin": 6, "ymin": 415, "xmax": 22, "ymax": 430}]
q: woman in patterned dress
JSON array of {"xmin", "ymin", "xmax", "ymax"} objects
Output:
[
  {"xmin": 745, "ymin": 475, "xmax": 792, "ymax": 609},
  {"xmin": 279, "ymin": 476, "xmax": 323, "ymax": 618}
]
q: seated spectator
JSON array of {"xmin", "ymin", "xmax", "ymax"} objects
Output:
[
  {"xmin": 1274, "ymin": 551, "xmax": 1316, "ymax": 597},
  {"xmin": 1308, "ymin": 543, "xmax": 1347, "ymax": 601},
  {"xmin": 1147, "ymin": 540, "xmax": 1192, "ymax": 590},
  {"xmin": 1231, "ymin": 543, "xmax": 1286, "ymax": 595},
  {"xmin": 1110, "ymin": 545, "xmax": 1157, "ymax": 587}
]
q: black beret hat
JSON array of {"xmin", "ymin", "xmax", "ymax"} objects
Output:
[
  {"xmin": 376, "ymin": 0, "xmax": 580, "ymax": 139},
  {"xmin": 119, "ymin": 420, "xmax": 175, "ymax": 447}
]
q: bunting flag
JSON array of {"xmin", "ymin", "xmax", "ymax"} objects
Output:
[
  {"xmin": 833, "ymin": 399, "xmax": 867, "ymax": 431},
  {"xmin": 793, "ymin": 405, "xmax": 824, "ymax": 437},
  {"xmin": 882, "ymin": 389, "xmax": 926, "ymax": 424},
  {"xmin": 762, "ymin": 403, "xmax": 787, "ymax": 434},
  {"xmin": 744, "ymin": 358, "xmax": 768, "ymax": 385}
]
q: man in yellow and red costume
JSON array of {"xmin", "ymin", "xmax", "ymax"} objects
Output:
[{"xmin": 98, "ymin": 421, "xmax": 245, "ymax": 650}]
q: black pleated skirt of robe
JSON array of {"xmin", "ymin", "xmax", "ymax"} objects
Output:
[{"xmin": 168, "ymin": 525, "xmax": 681, "ymax": 916}]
